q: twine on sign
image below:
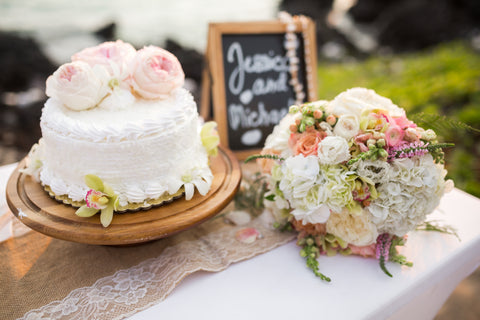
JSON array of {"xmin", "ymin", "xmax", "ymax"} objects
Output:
[{"xmin": 278, "ymin": 11, "xmax": 314, "ymax": 105}]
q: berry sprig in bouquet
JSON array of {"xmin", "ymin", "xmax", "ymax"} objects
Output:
[{"xmin": 250, "ymin": 88, "xmax": 454, "ymax": 280}]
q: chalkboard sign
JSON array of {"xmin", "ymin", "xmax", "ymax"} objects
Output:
[{"xmin": 203, "ymin": 19, "xmax": 317, "ymax": 159}]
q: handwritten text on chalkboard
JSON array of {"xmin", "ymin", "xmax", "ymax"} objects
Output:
[{"xmin": 221, "ymin": 34, "xmax": 307, "ymax": 151}]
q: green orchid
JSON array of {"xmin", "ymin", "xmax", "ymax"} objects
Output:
[
  {"xmin": 200, "ymin": 121, "xmax": 220, "ymax": 157},
  {"xmin": 75, "ymin": 174, "xmax": 119, "ymax": 227}
]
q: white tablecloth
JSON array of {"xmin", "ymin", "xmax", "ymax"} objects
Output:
[{"xmin": 1, "ymin": 163, "xmax": 479, "ymax": 320}]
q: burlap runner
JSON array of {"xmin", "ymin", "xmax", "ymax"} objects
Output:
[
  {"xmin": 0, "ymin": 165, "xmax": 296, "ymax": 320},
  {"xmin": 0, "ymin": 208, "xmax": 294, "ymax": 320}
]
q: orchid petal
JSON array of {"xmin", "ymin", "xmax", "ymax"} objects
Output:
[
  {"xmin": 193, "ymin": 179, "xmax": 209, "ymax": 196},
  {"xmin": 85, "ymin": 174, "xmax": 104, "ymax": 192},
  {"xmin": 75, "ymin": 205, "xmax": 99, "ymax": 217},
  {"xmin": 112, "ymin": 195, "xmax": 120, "ymax": 211},
  {"xmin": 100, "ymin": 204, "xmax": 114, "ymax": 227},
  {"xmin": 103, "ymin": 184, "xmax": 115, "ymax": 197},
  {"xmin": 184, "ymin": 183, "xmax": 194, "ymax": 201}
]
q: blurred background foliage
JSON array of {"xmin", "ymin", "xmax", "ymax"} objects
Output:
[
  {"xmin": 317, "ymin": 41, "xmax": 480, "ymax": 197},
  {"xmin": 0, "ymin": 0, "xmax": 479, "ymax": 197}
]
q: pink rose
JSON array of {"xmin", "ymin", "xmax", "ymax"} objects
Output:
[
  {"xmin": 129, "ymin": 46, "xmax": 184, "ymax": 99},
  {"xmin": 72, "ymin": 40, "xmax": 136, "ymax": 78},
  {"xmin": 46, "ymin": 61, "xmax": 109, "ymax": 111},
  {"xmin": 293, "ymin": 131, "xmax": 326, "ymax": 156}
]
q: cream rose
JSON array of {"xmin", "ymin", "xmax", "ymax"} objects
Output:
[
  {"xmin": 46, "ymin": 61, "xmax": 109, "ymax": 111},
  {"xmin": 72, "ymin": 40, "xmax": 136, "ymax": 78},
  {"xmin": 333, "ymin": 114, "xmax": 360, "ymax": 140},
  {"xmin": 129, "ymin": 46, "xmax": 184, "ymax": 99},
  {"xmin": 317, "ymin": 136, "xmax": 351, "ymax": 165},
  {"xmin": 327, "ymin": 87, "xmax": 406, "ymax": 118},
  {"xmin": 326, "ymin": 210, "xmax": 379, "ymax": 246}
]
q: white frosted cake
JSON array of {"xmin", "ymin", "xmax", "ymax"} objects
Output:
[{"xmin": 23, "ymin": 40, "xmax": 219, "ymax": 227}]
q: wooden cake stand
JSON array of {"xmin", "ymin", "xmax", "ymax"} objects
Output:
[{"xmin": 6, "ymin": 146, "xmax": 241, "ymax": 245}]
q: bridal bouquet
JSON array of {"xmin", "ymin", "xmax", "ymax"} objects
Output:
[{"xmin": 251, "ymin": 88, "xmax": 454, "ymax": 281}]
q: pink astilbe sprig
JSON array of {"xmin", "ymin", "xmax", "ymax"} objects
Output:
[
  {"xmin": 376, "ymin": 233, "xmax": 393, "ymax": 277},
  {"xmin": 376, "ymin": 233, "xmax": 392, "ymax": 261},
  {"xmin": 388, "ymin": 141, "xmax": 454, "ymax": 163},
  {"xmin": 376, "ymin": 233, "xmax": 413, "ymax": 277},
  {"xmin": 388, "ymin": 141, "xmax": 430, "ymax": 160}
]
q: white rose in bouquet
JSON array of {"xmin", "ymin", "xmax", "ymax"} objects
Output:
[
  {"xmin": 317, "ymin": 136, "xmax": 351, "ymax": 165},
  {"xmin": 333, "ymin": 114, "xmax": 360, "ymax": 140}
]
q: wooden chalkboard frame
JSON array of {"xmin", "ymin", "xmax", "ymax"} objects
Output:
[{"xmin": 203, "ymin": 19, "xmax": 318, "ymax": 159}]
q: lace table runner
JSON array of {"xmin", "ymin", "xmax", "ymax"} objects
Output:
[{"xmin": 0, "ymin": 209, "xmax": 294, "ymax": 320}]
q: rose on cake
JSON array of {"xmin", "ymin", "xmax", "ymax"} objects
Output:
[
  {"xmin": 72, "ymin": 39, "xmax": 136, "ymax": 78},
  {"xmin": 251, "ymin": 87, "xmax": 454, "ymax": 280},
  {"xmin": 45, "ymin": 61, "xmax": 110, "ymax": 111},
  {"xmin": 129, "ymin": 46, "xmax": 185, "ymax": 99},
  {"xmin": 23, "ymin": 40, "xmax": 220, "ymax": 227}
]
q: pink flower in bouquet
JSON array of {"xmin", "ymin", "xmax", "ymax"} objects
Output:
[
  {"xmin": 349, "ymin": 243, "xmax": 376, "ymax": 258},
  {"xmin": 404, "ymin": 127, "xmax": 421, "ymax": 142},
  {"xmin": 385, "ymin": 125, "xmax": 405, "ymax": 148},
  {"xmin": 371, "ymin": 112, "xmax": 390, "ymax": 131},
  {"xmin": 46, "ymin": 61, "xmax": 109, "ymax": 111},
  {"xmin": 72, "ymin": 40, "xmax": 136, "ymax": 77},
  {"xmin": 354, "ymin": 132, "xmax": 373, "ymax": 152},
  {"xmin": 393, "ymin": 115, "xmax": 416, "ymax": 130},
  {"xmin": 129, "ymin": 46, "xmax": 184, "ymax": 99},
  {"xmin": 292, "ymin": 130, "xmax": 326, "ymax": 156}
]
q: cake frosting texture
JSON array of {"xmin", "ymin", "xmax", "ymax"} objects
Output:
[{"xmin": 40, "ymin": 87, "xmax": 211, "ymax": 207}]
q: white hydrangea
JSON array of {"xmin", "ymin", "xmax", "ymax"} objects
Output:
[
  {"xmin": 277, "ymin": 155, "xmax": 361, "ymax": 225},
  {"xmin": 291, "ymin": 204, "xmax": 331, "ymax": 225},
  {"xmin": 368, "ymin": 154, "xmax": 446, "ymax": 236},
  {"xmin": 321, "ymin": 165, "xmax": 357, "ymax": 213},
  {"xmin": 278, "ymin": 155, "xmax": 331, "ymax": 224}
]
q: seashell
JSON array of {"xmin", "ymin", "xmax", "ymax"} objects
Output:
[
  {"xmin": 224, "ymin": 210, "xmax": 251, "ymax": 226},
  {"xmin": 235, "ymin": 227, "xmax": 262, "ymax": 244}
]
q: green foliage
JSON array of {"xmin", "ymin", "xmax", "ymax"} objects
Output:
[
  {"xmin": 244, "ymin": 154, "xmax": 284, "ymax": 163},
  {"xmin": 317, "ymin": 41, "xmax": 480, "ymax": 197},
  {"xmin": 317, "ymin": 42, "xmax": 480, "ymax": 113},
  {"xmin": 234, "ymin": 172, "xmax": 269, "ymax": 217},
  {"xmin": 298, "ymin": 236, "xmax": 331, "ymax": 282},
  {"xmin": 416, "ymin": 220, "xmax": 460, "ymax": 241},
  {"xmin": 409, "ymin": 113, "xmax": 480, "ymax": 136}
]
